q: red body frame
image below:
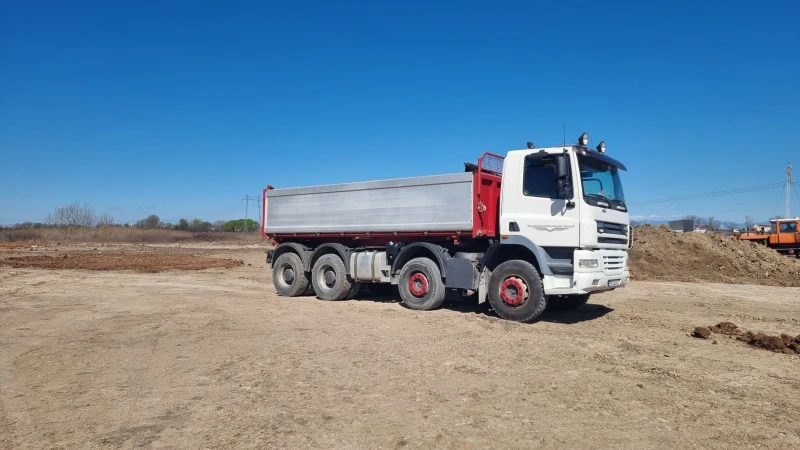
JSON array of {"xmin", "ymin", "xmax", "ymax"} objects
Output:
[{"xmin": 262, "ymin": 153, "xmax": 504, "ymax": 246}]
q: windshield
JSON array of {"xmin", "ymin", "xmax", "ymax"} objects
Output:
[
  {"xmin": 779, "ymin": 221, "xmax": 798, "ymax": 233},
  {"xmin": 578, "ymin": 154, "xmax": 626, "ymax": 207}
]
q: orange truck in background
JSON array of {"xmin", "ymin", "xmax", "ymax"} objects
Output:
[{"xmin": 733, "ymin": 218, "xmax": 800, "ymax": 258}]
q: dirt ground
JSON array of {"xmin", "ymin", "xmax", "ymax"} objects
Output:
[
  {"xmin": 2, "ymin": 253, "xmax": 244, "ymax": 272},
  {"xmin": 1, "ymin": 244, "xmax": 799, "ymax": 449}
]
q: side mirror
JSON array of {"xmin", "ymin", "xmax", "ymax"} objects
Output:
[
  {"xmin": 555, "ymin": 155, "xmax": 569, "ymax": 179},
  {"xmin": 555, "ymin": 155, "xmax": 571, "ymax": 198}
]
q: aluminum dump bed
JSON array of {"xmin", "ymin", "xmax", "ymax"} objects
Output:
[{"xmin": 264, "ymin": 173, "xmax": 474, "ymax": 234}]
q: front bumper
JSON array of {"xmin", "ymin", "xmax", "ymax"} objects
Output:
[
  {"xmin": 542, "ymin": 249, "xmax": 630, "ymax": 295},
  {"xmin": 572, "ymin": 269, "xmax": 631, "ymax": 294}
]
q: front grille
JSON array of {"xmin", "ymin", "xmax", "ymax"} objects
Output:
[
  {"xmin": 602, "ymin": 254, "xmax": 626, "ymax": 275},
  {"xmin": 598, "ymin": 236, "xmax": 627, "ymax": 245},
  {"xmin": 597, "ymin": 221, "xmax": 628, "ymax": 236}
]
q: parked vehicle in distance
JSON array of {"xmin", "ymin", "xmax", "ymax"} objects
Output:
[
  {"xmin": 263, "ymin": 133, "xmax": 631, "ymax": 322},
  {"xmin": 733, "ymin": 218, "xmax": 800, "ymax": 258}
]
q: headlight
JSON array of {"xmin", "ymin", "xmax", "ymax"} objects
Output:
[{"xmin": 578, "ymin": 259, "xmax": 599, "ymax": 269}]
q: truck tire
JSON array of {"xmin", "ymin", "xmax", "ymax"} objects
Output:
[
  {"xmin": 273, "ymin": 252, "xmax": 310, "ymax": 297},
  {"xmin": 345, "ymin": 282, "xmax": 363, "ymax": 300},
  {"xmin": 311, "ymin": 253, "xmax": 354, "ymax": 301},
  {"xmin": 398, "ymin": 257, "xmax": 446, "ymax": 311},
  {"xmin": 548, "ymin": 294, "xmax": 590, "ymax": 311},
  {"xmin": 487, "ymin": 260, "xmax": 547, "ymax": 322}
]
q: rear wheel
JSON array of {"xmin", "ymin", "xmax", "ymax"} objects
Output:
[
  {"xmin": 487, "ymin": 260, "xmax": 547, "ymax": 322},
  {"xmin": 398, "ymin": 257, "xmax": 446, "ymax": 310},
  {"xmin": 272, "ymin": 253, "xmax": 309, "ymax": 297},
  {"xmin": 311, "ymin": 254, "xmax": 354, "ymax": 301}
]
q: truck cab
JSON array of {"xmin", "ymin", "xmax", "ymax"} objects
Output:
[
  {"xmin": 494, "ymin": 137, "xmax": 630, "ymax": 297},
  {"xmin": 770, "ymin": 219, "xmax": 800, "ymax": 257}
]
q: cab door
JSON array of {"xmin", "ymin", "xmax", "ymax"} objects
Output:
[
  {"xmin": 776, "ymin": 220, "xmax": 800, "ymax": 245},
  {"xmin": 509, "ymin": 151, "xmax": 580, "ymax": 247}
]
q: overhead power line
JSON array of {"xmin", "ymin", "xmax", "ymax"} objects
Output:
[{"xmin": 630, "ymin": 182, "xmax": 799, "ymax": 205}]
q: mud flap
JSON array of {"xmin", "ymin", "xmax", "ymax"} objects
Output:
[{"xmin": 477, "ymin": 267, "xmax": 491, "ymax": 304}]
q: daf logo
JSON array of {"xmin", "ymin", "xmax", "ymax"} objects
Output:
[{"xmin": 528, "ymin": 224, "xmax": 575, "ymax": 232}]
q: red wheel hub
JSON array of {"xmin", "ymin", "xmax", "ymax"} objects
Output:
[
  {"xmin": 500, "ymin": 277, "xmax": 528, "ymax": 306},
  {"xmin": 408, "ymin": 273, "xmax": 429, "ymax": 297}
]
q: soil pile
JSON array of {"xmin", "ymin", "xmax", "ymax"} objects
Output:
[
  {"xmin": 629, "ymin": 225, "xmax": 800, "ymax": 287},
  {"xmin": 1, "ymin": 253, "xmax": 244, "ymax": 273},
  {"xmin": 692, "ymin": 322, "xmax": 800, "ymax": 356}
]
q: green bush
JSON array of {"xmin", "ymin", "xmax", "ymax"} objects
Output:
[{"xmin": 223, "ymin": 219, "xmax": 259, "ymax": 232}]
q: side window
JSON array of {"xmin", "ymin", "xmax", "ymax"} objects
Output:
[
  {"xmin": 523, "ymin": 157, "xmax": 558, "ymax": 198},
  {"xmin": 780, "ymin": 222, "xmax": 797, "ymax": 233}
]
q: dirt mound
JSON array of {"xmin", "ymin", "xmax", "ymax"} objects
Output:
[
  {"xmin": 1, "ymin": 253, "xmax": 244, "ymax": 273},
  {"xmin": 692, "ymin": 322, "xmax": 800, "ymax": 356},
  {"xmin": 629, "ymin": 225, "xmax": 800, "ymax": 287},
  {"xmin": 710, "ymin": 322, "xmax": 741, "ymax": 335}
]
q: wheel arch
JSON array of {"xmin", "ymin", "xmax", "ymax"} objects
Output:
[
  {"xmin": 391, "ymin": 243, "xmax": 449, "ymax": 279},
  {"xmin": 309, "ymin": 243, "xmax": 352, "ymax": 274},
  {"xmin": 271, "ymin": 242, "xmax": 313, "ymax": 270},
  {"xmin": 481, "ymin": 237, "xmax": 552, "ymax": 276}
]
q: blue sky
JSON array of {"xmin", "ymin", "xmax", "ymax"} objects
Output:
[{"xmin": 1, "ymin": 0, "xmax": 799, "ymax": 225}]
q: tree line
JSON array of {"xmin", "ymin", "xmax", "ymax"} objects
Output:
[
  {"xmin": 133, "ymin": 215, "xmax": 258, "ymax": 232},
  {"xmin": 4, "ymin": 203, "xmax": 259, "ymax": 232}
]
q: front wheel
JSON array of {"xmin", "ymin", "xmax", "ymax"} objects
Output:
[{"xmin": 487, "ymin": 260, "xmax": 547, "ymax": 322}]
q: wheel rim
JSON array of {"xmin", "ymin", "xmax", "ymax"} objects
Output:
[
  {"xmin": 323, "ymin": 268, "xmax": 336, "ymax": 288},
  {"xmin": 316, "ymin": 264, "xmax": 337, "ymax": 291},
  {"xmin": 280, "ymin": 265, "xmax": 295, "ymax": 286},
  {"xmin": 408, "ymin": 273, "xmax": 429, "ymax": 297},
  {"xmin": 500, "ymin": 277, "xmax": 528, "ymax": 307}
]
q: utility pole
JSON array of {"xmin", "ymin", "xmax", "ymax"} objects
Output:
[
  {"xmin": 788, "ymin": 163, "xmax": 793, "ymax": 219},
  {"xmin": 256, "ymin": 196, "xmax": 262, "ymax": 230},
  {"xmin": 242, "ymin": 194, "xmax": 259, "ymax": 231}
]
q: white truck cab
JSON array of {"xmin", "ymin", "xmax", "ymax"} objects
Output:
[{"xmin": 494, "ymin": 137, "xmax": 630, "ymax": 297}]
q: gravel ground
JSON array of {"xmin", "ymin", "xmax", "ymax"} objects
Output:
[{"xmin": 1, "ymin": 246, "xmax": 799, "ymax": 449}]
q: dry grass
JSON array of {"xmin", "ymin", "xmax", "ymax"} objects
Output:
[{"xmin": 0, "ymin": 227, "xmax": 263, "ymax": 244}]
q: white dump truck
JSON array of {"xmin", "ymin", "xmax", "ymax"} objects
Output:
[{"xmin": 263, "ymin": 133, "xmax": 631, "ymax": 322}]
